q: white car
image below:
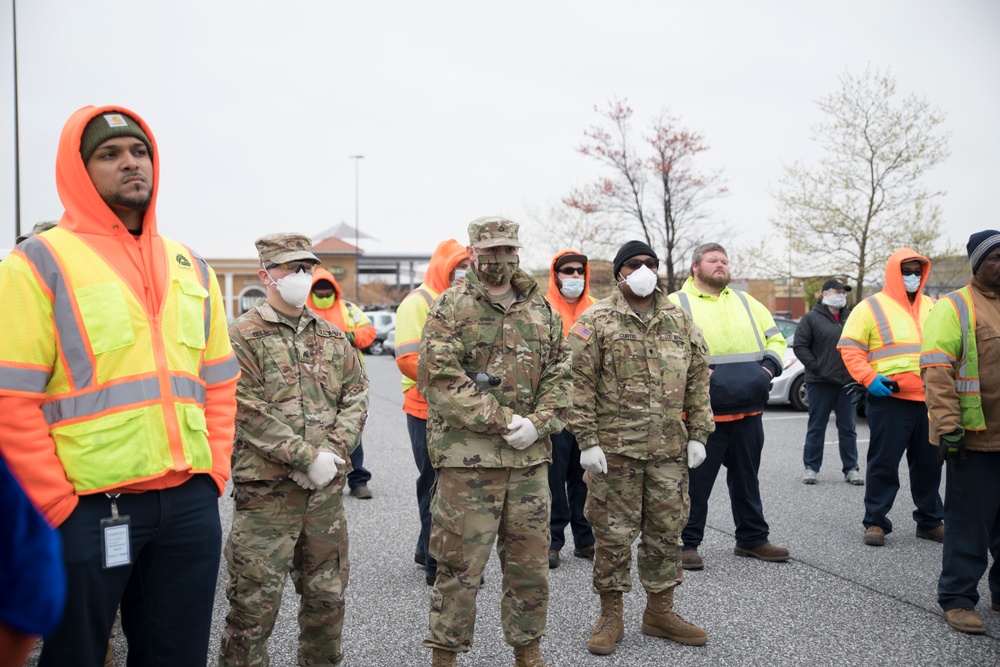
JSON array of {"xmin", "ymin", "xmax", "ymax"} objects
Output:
[
  {"xmin": 363, "ymin": 310, "xmax": 396, "ymax": 356},
  {"xmin": 766, "ymin": 318, "xmax": 807, "ymax": 411}
]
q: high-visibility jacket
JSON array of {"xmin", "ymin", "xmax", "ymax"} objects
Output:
[
  {"xmin": 395, "ymin": 239, "xmax": 468, "ymax": 419},
  {"xmin": 0, "ymin": 104, "xmax": 239, "ymax": 526},
  {"xmin": 920, "ymin": 286, "xmax": 985, "ymax": 431},
  {"xmin": 669, "ymin": 278, "xmax": 785, "ymax": 417},
  {"xmin": 307, "ymin": 267, "xmax": 377, "ymax": 350},
  {"xmin": 838, "ymin": 247, "xmax": 932, "ymax": 402}
]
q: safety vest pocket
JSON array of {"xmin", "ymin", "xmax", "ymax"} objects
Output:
[
  {"xmin": 179, "ymin": 404, "xmax": 212, "ymax": 470},
  {"xmin": 52, "ymin": 408, "xmax": 154, "ymax": 491},
  {"xmin": 75, "ymin": 283, "xmax": 136, "ymax": 355},
  {"xmin": 176, "ymin": 279, "xmax": 208, "ymax": 350}
]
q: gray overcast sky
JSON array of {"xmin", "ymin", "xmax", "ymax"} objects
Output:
[{"xmin": 2, "ymin": 1, "xmax": 998, "ymax": 270}]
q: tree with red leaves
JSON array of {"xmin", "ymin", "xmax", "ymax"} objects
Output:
[{"xmin": 565, "ymin": 99, "xmax": 727, "ymax": 292}]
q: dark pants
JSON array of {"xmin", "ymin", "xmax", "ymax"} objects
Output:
[
  {"xmin": 803, "ymin": 382, "xmax": 859, "ymax": 473},
  {"xmin": 863, "ymin": 396, "xmax": 943, "ymax": 534},
  {"xmin": 39, "ymin": 475, "xmax": 221, "ymax": 667},
  {"xmin": 407, "ymin": 414, "xmax": 437, "ymax": 578},
  {"xmin": 348, "ymin": 439, "xmax": 372, "ymax": 490},
  {"xmin": 938, "ymin": 451, "xmax": 1000, "ymax": 611},
  {"xmin": 548, "ymin": 428, "xmax": 593, "ymax": 552},
  {"xmin": 683, "ymin": 414, "xmax": 770, "ymax": 550}
]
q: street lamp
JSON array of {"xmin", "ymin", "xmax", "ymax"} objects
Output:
[
  {"xmin": 11, "ymin": 0, "xmax": 22, "ymax": 242},
  {"xmin": 349, "ymin": 155, "xmax": 364, "ymax": 302}
]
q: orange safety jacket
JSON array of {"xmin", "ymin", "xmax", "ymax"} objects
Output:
[
  {"xmin": 837, "ymin": 248, "xmax": 933, "ymax": 402},
  {"xmin": 0, "ymin": 105, "xmax": 239, "ymax": 526},
  {"xmin": 395, "ymin": 239, "xmax": 468, "ymax": 419}
]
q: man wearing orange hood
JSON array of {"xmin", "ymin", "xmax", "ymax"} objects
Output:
[
  {"xmin": 307, "ymin": 269, "xmax": 378, "ymax": 498},
  {"xmin": 394, "ymin": 239, "xmax": 469, "ymax": 585},
  {"xmin": 544, "ymin": 250, "xmax": 597, "ymax": 569},
  {"xmin": 0, "ymin": 106, "xmax": 239, "ymax": 666},
  {"xmin": 838, "ymin": 248, "xmax": 944, "ymax": 547}
]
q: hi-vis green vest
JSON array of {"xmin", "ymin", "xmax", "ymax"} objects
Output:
[
  {"xmin": 920, "ymin": 286, "xmax": 985, "ymax": 431},
  {"xmin": 8, "ymin": 227, "xmax": 239, "ymax": 493},
  {"xmin": 838, "ymin": 291, "xmax": 932, "ymax": 377}
]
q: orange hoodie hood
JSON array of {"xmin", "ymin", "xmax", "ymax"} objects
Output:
[
  {"xmin": 545, "ymin": 248, "xmax": 595, "ymax": 337},
  {"xmin": 56, "ymin": 105, "xmax": 160, "ymax": 239},
  {"xmin": 309, "ymin": 266, "xmax": 344, "ymax": 304},
  {"xmin": 881, "ymin": 247, "xmax": 930, "ymax": 313},
  {"xmin": 424, "ymin": 239, "xmax": 468, "ymax": 294}
]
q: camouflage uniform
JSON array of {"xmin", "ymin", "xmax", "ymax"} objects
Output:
[
  {"xmin": 567, "ymin": 288, "xmax": 713, "ymax": 594},
  {"xmin": 220, "ymin": 234, "xmax": 369, "ymax": 667},
  {"xmin": 417, "ymin": 218, "xmax": 572, "ymax": 653}
]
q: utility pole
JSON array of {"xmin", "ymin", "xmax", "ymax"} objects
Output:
[
  {"xmin": 12, "ymin": 0, "xmax": 22, "ymax": 242},
  {"xmin": 349, "ymin": 155, "xmax": 364, "ymax": 302}
]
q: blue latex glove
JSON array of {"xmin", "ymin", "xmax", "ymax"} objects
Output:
[{"xmin": 867, "ymin": 374, "xmax": 894, "ymax": 397}]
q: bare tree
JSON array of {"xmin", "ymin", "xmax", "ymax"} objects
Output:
[
  {"xmin": 520, "ymin": 201, "xmax": 628, "ymax": 270},
  {"xmin": 566, "ymin": 99, "xmax": 728, "ymax": 292},
  {"xmin": 773, "ymin": 66, "xmax": 951, "ymax": 298}
]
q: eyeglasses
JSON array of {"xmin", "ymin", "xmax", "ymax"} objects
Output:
[
  {"xmin": 557, "ymin": 266, "xmax": 586, "ymax": 276},
  {"xmin": 900, "ymin": 269, "xmax": 922, "ymax": 277},
  {"xmin": 623, "ymin": 258, "xmax": 659, "ymax": 271},
  {"xmin": 266, "ymin": 261, "xmax": 315, "ymax": 274}
]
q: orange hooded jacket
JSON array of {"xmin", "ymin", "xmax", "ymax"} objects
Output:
[
  {"xmin": 838, "ymin": 247, "xmax": 934, "ymax": 402},
  {"xmin": 395, "ymin": 239, "xmax": 468, "ymax": 418},
  {"xmin": 306, "ymin": 267, "xmax": 377, "ymax": 350},
  {"xmin": 545, "ymin": 248, "xmax": 596, "ymax": 338},
  {"xmin": 0, "ymin": 105, "xmax": 238, "ymax": 526}
]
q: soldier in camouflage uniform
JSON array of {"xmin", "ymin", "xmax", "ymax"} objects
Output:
[
  {"xmin": 417, "ymin": 217, "xmax": 572, "ymax": 667},
  {"xmin": 219, "ymin": 233, "xmax": 369, "ymax": 667},
  {"xmin": 568, "ymin": 240, "xmax": 715, "ymax": 655}
]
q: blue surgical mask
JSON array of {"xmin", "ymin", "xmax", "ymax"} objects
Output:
[
  {"xmin": 560, "ymin": 278, "xmax": 585, "ymax": 299},
  {"xmin": 903, "ymin": 274, "xmax": 922, "ymax": 293}
]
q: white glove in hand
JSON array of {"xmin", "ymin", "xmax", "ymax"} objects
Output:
[
  {"xmin": 289, "ymin": 469, "xmax": 316, "ymax": 490},
  {"xmin": 580, "ymin": 446, "xmax": 608, "ymax": 474},
  {"xmin": 306, "ymin": 451, "xmax": 345, "ymax": 488},
  {"xmin": 687, "ymin": 440, "xmax": 706, "ymax": 469},
  {"xmin": 502, "ymin": 414, "xmax": 539, "ymax": 450}
]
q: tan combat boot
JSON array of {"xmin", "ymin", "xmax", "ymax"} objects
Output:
[
  {"xmin": 513, "ymin": 638, "xmax": 547, "ymax": 667},
  {"xmin": 432, "ymin": 648, "xmax": 457, "ymax": 667},
  {"xmin": 587, "ymin": 591, "xmax": 625, "ymax": 655},
  {"xmin": 641, "ymin": 587, "xmax": 708, "ymax": 646}
]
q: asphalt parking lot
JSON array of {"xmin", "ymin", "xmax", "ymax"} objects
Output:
[{"xmin": 52, "ymin": 356, "xmax": 1000, "ymax": 666}]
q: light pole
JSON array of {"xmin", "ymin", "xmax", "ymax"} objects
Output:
[
  {"xmin": 11, "ymin": 0, "xmax": 22, "ymax": 242},
  {"xmin": 349, "ymin": 155, "xmax": 364, "ymax": 302}
]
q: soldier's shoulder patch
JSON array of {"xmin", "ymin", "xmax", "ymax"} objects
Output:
[{"xmin": 570, "ymin": 322, "xmax": 593, "ymax": 341}]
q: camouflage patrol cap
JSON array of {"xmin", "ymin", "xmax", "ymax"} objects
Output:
[
  {"xmin": 468, "ymin": 216, "xmax": 522, "ymax": 249},
  {"xmin": 16, "ymin": 220, "xmax": 58, "ymax": 245},
  {"xmin": 254, "ymin": 232, "xmax": 320, "ymax": 266}
]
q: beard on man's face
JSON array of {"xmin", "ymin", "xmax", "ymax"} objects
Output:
[
  {"xmin": 108, "ymin": 191, "xmax": 152, "ymax": 211},
  {"xmin": 696, "ymin": 266, "xmax": 730, "ymax": 290}
]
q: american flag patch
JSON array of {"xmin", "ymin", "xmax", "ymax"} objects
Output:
[{"xmin": 570, "ymin": 323, "xmax": 593, "ymax": 341}]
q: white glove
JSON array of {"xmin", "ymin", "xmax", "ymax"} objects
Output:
[
  {"xmin": 502, "ymin": 414, "xmax": 539, "ymax": 450},
  {"xmin": 580, "ymin": 446, "xmax": 608, "ymax": 474},
  {"xmin": 289, "ymin": 469, "xmax": 316, "ymax": 490},
  {"xmin": 687, "ymin": 440, "xmax": 706, "ymax": 469},
  {"xmin": 306, "ymin": 451, "xmax": 345, "ymax": 488}
]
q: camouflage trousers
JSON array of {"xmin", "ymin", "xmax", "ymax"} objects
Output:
[
  {"xmin": 424, "ymin": 464, "xmax": 550, "ymax": 652},
  {"xmin": 219, "ymin": 475, "xmax": 349, "ymax": 667},
  {"xmin": 585, "ymin": 452, "xmax": 688, "ymax": 594}
]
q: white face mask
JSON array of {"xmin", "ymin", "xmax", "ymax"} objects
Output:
[
  {"xmin": 622, "ymin": 265, "xmax": 658, "ymax": 298},
  {"xmin": 266, "ymin": 268, "xmax": 313, "ymax": 308},
  {"xmin": 903, "ymin": 274, "xmax": 922, "ymax": 293},
  {"xmin": 451, "ymin": 268, "xmax": 466, "ymax": 286},
  {"xmin": 824, "ymin": 293, "xmax": 847, "ymax": 309},
  {"xmin": 560, "ymin": 278, "xmax": 585, "ymax": 299}
]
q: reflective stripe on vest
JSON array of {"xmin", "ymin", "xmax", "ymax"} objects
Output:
[
  {"xmin": 20, "ymin": 228, "xmax": 220, "ymax": 492},
  {"xmin": 922, "ymin": 287, "xmax": 984, "ymax": 430},
  {"xmin": 859, "ymin": 293, "xmax": 927, "ymax": 373},
  {"xmin": 675, "ymin": 290, "xmax": 771, "ymax": 366}
]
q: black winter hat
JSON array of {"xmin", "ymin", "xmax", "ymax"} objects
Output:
[
  {"xmin": 967, "ymin": 230, "xmax": 1000, "ymax": 275},
  {"xmin": 613, "ymin": 240, "xmax": 657, "ymax": 278}
]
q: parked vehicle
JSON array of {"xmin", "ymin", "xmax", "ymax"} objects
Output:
[
  {"xmin": 766, "ymin": 317, "xmax": 807, "ymax": 411},
  {"xmin": 383, "ymin": 328, "xmax": 396, "ymax": 356},
  {"xmin": 363, "ymin": 310, "xmax": 396, "ymax": 356}
]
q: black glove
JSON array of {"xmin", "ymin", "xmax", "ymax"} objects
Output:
[
  {"xmin": 844, "ymin": 382, "xmax": 867, "ymax": 412},
  {"xmin": 938, "ymin": 429, "xmax": 966, "ymax": 466}
]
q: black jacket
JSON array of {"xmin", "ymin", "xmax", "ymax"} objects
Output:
[{"xmin": 793, "ymin": 301, "xmax": 853, "ymax": 385}]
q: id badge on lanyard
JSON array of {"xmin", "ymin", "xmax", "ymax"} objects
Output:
[{"xmin": 100, "ymin": 493, "xmax": 132, "ymax": 569}]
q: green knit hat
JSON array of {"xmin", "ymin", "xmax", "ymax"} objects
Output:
[{"xmin": 80, "ymin": 112, "xmax": 152, "ymax": 163}]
